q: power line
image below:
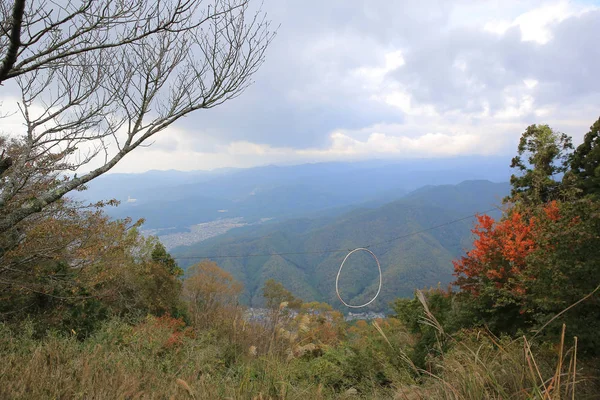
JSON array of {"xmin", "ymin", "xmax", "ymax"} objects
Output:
[
  {"xmin": 171, "ymin": 207, "xmax": 501, "ymax": 261},
  {"xmin": 173, "ymin": 248, "xmax": 350, "ymax": 260}
]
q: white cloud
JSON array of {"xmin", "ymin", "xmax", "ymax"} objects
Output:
[
  {"xmin": 3, "ymin": 1, "xmax": 599, "ymax": 174},
  {"xmin": 495, "ymin": 94, "xmax": 535, "ymax": 119},
  {"xmin": 316, "ymin": 131, "xmax": 484, "ymax": 157},
  {"xmin": 382, "ymin": 90, "xmax": 438, "ymax": 117},
  {"xmin": 484, "ymin": 1, "xmax": 597, "ymax": 43},
  {"xmin": 524, "ymin": 79, "xmax": 539, "ymax": 89},
  {"xmin": 109, "ymin": 114, "xmax": 517, "ymax": 172},
  {"xmin": 483, "ymin": 20, "xmax": 513, "ymax": 36},
  {"xmin": 351, "ymin": 49, "xmax": 405, "ymax": 91}
]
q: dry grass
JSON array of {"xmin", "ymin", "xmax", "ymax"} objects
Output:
[
  {"xmin": 1, "ymin": 305, "xmax": 598, "ymax": 400},
  {"xmin": 0, "ymin": 316, "xmax": 396, "ymax": 399},
  {"xmin": 388, "ymin": 297, "xmax": 600, "ymax": 400}
]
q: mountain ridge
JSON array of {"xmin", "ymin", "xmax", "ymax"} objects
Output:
[
  {"xmin": 172, "ymin": 180, "xmax": 510, "ymax": 311},
  {"xmin": 73, "ymin": 157, "xmax": 511, "ymax": 230}
]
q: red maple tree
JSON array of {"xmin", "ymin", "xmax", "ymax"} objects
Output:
[
  {"xmin": 454, "ymin": 213, "xmax": 533, "ymax": 294},
  {"xmin": 453, "ymin": 201, "xmax": 567, "ymax": 309}
]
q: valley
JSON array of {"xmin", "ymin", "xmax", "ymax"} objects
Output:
[
  {"xmin": 171, "ymin": 179, "xmax": 509, "ymax": 310},
  {"xmin": 75, "ymin": 159, "xmax": 512, "ymax": 312}
]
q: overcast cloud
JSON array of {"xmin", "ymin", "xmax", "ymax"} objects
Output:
[{"xmin": 5, "ymin": 0, "xmax": 600, "ymax": 172}]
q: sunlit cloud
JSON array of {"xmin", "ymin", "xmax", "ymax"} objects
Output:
[{"xmin": 2, "ymin": 1, "xmax": 598, "ymax": 173}]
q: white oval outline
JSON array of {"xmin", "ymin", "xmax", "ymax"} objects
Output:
[{"xmin": 335, "ymin": 248, "xmax": 382, "ymax": 308}]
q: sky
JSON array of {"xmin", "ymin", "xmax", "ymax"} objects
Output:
[{"xmin": 4, "ymin": 0, "xmax": 600, "ymax": 172}]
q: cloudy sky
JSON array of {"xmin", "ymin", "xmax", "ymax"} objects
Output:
[{"xmin": 7, "ymin": 0, "xmax": 600, "ymax": 172}]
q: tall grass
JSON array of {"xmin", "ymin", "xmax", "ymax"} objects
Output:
[
  {"xmin": 385, "ymin": 291, "xmax": 599, "ymax": 399},
  {"xmin": 1, "ymin": 300, "xmax": 598, "ymax": 399},
  {"xmin": 0, "ymin": 314, "xmax": 402, "ymax": 399}
]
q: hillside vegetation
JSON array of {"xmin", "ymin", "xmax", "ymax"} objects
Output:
[
  {"xmin": 1, "ymin": 119, "xmax": 600, "ymax": 399},
  {"xmin": 173, "ymin": 180, "xmax": 510, "ymax": 309}
]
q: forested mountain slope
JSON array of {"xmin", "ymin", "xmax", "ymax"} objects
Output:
[
  {"xmin": 75, "ymin": 157, "xmax": 511, "ymax": 230},
  {"xmin": 173, "ymin": 180, "xmax": 510, "ymax": 310}
]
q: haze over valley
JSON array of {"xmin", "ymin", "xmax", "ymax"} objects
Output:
[{"xmin": 78, "ymin": 157, "xmax": 511, "ymax": 309}]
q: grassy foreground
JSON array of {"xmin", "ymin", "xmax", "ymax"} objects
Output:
[{"xmin": 1, "ymin": 303, "xmax": 598, "ymax": 400}]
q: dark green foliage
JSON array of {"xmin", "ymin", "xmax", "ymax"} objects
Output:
[
  {"xmin": 508, "ymin": 124, "xmax": 573, "ymax": 206},
  {"xmin": 62, "ymin": 294, "xmax": 109, "ymax": 338},
  {"xmin": 392, "ymin": 288, "xmax": 476, "ymax": 367},
  {"xmin": 525, "ymin": 199, "xmax": 600, "ymax": 355},
  {"xmin": 0, "ymin": 260, "xmax": 110, "ymax": 339},
  {"xmin": 152, "ymin": 242, "xmax": 183, "ymax": 277},
  {"xmin": 569, "ymin": 116, "xmax": 600, "ymax": 198}
]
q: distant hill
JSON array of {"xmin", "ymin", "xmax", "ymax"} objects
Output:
[
  {"xmin": 172, "ymin": 180, "xmax": 510, "ymax": 311},
  {"xmin": 74, "ymin": 157, "xmax": 512, "ymax": 230}
]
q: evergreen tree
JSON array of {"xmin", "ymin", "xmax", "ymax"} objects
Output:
[
  {"xmin": 569, "ymin": 116, "xmax": 600, "ymax": 198},
  {"xmin": 508, "ymin": 124, "xmax": 573, "ymax": 206},
  {"xmin": 151, "ymin": 242, "xmax": 183, "ymax": 277}
]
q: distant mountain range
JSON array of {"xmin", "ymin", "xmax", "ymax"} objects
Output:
[
  {"xmin": 171, "ymin": 180, "xmax": 511, "ymax": 311},
  {"xmin": 74, "ymin": 158, "xmax": 512, "ymax": 311},
  {"xmin": 75, "ymin": 156, "xmax": 512, "ymax": 231}
]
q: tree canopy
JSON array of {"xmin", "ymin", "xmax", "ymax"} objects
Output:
[
  {"xmin": 508, "ymin": 124, "xmax": 573, "ymax": 206},
  {"xmin": 569, "ymin": 117, "xmax": 600, "ymax": 198},
  {"xmin": 453, "ymin": 116, "xmax": 600, "ymax": 353}
]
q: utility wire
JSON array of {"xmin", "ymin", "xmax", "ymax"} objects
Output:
[{"xmin": 171, "ymin": 207, "xmax": 501, "ymax": 261}]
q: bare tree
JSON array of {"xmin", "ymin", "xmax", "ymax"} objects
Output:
[{"xmin": 0, "ymin": 0, "xmax": 274, "ymax": 234}]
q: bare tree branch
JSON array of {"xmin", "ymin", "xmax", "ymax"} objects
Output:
[
  {"xmin": 0, "ymin": 0, "xmax": 275, "ymax": 234},
  {"xmin": 0, "ymin": 0, "xmax": 24, "ymax": 82}
]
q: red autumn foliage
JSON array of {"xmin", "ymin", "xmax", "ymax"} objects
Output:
[
  {"xmin": 453, "ymin": 211, "xmax": 538, "ymax": 297},
  {"xmin": 132, "ymin": 315, "xmax": 189, "ymax": 349},
  {"xmin": 453, "ymin": 202, "xmax": 569, "ymax": 304},
  {"xmin": 544, "ymin": 200, "xmax": 560, "ymax": 221}
]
